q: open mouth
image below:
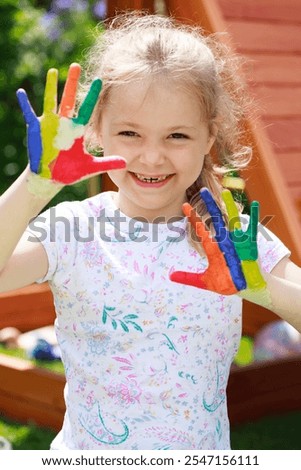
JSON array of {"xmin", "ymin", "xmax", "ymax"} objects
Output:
[{"xmin": 132, "ymin": 172, "xmax": 172, "ymax": 183}]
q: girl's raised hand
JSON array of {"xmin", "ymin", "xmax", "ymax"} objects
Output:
[
  {"xmin": 16, "ymin": 63, "xmax": 126, "ymax": 197},
  {"xmin": 170, "ymin": 188, "xmax": 266, "ymax": 296}
]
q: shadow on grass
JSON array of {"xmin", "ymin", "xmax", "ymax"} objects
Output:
[{"xmin": 231, "ymin": 410, "xmax": 301, "ymax": 450}]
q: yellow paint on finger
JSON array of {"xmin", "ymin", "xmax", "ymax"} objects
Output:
[
  {"xmin": 44, "ymin": 68, "xmax": 58, "ymax": 115},
  {"xmin": 241, "ymin": 260, "xmax": 266, "ymax": 290},
  {"xmin": 222, "ymin": 189, "xmax": 241, "ymax": 231},
  {"xmin": 40, "ymin": 113, "xmax": 60, "ymax": 178},
  {"xmin": 39, "ymin": 68, "xmax": 60, "ymax": 178}
]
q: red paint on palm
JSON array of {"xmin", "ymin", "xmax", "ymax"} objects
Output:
[{"xmin": 51, "ymin": 137, "xmax": 126, "ymax": 184}]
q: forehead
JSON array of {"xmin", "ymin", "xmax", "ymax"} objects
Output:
[{"xmin": 103, "ymin": 79, "xmax": 203, "ymax": 123}]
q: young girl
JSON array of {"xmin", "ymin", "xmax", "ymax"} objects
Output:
[{"xmin": 1, "ymin": 13, "xmax": 301, "ymax": 450}]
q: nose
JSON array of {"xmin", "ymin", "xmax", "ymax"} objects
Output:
[{"xmin": 139, "ymin": 143, "xmax": 166, "ymax": 166}]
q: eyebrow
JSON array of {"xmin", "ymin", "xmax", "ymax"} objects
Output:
[
  {"xmin": 167, "ymin": 126, "xmax": 197, "ymax": 132},
  {"xmin": 112, "ymin": 121, "xmax": 196, "ymax": 131},
  {"xmin": 112, "ymin": 121, "xmax": 140, "ymax": 128}
]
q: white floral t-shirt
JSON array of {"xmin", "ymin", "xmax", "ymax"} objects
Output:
[{"xmin": 27, "ymin": 191, "xmax": 290, "ymax": 450}]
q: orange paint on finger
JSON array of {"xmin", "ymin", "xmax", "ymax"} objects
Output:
[
  {"xmin": 59, "ymin": 63, "xmax": 81, "ymax": 118},
  {"xmin": 182, "ymin": 203, "xmax": 204, "ymax": 230},
  {"xmin": 182, "ymin": 203, "xmax": 238, "ymax": 295}
]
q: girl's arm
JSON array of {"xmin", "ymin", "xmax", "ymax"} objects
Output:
[
  {"xmin": 0, "ymin": 167, "xmax": 51, "ymax": 293},
  {"xmin": 254, "ymin": 257, "xmax": 301, "ymax": 333}
]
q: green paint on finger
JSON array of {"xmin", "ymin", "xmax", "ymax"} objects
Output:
[{"xmin": 74, "ymin": 78, "xmax": 102, "ymax": 126}]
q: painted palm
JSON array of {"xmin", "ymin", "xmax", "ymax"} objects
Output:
[
  {"xmin": 16, "ymin": 63, "xmax": 126, "ymax": 187},
  {"xmin": 170, "ymin": 188, "xmax": 266, "ymax": 296}
]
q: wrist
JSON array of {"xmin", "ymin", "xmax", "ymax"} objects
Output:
[{"xmin": 26, "ymin": 169, "xmax": 64, "ymax": 200}]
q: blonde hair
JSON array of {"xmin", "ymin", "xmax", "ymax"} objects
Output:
[{"xmin": 81, "ymin": 12, "xmax": 252, "ymax": 220}]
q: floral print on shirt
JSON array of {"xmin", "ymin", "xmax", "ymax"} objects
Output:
[{"xmin": 26, "ymin": 192, "xmax": 290, "ymax": 450}]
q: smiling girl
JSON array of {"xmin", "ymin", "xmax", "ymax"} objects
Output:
[{"xmin": 1, "ymin": 12, "xmax": 301, "ymax": 450}]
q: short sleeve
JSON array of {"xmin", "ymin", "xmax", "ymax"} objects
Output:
[{"xmin": 257, "ymin": 223, "xmax": 291, "ymax": 272}]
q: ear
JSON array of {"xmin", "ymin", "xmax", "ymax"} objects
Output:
[{"xmin": 206, "ymin": 121, "xmax": 218, "ymax": 154}]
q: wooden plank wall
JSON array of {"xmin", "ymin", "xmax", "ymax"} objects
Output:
[
  {"xmin": 214, "ymin": 0, "xmax": 301, "ymax": 333},
  {"xmin": 0, "ymin": 283, "xmax": 55, "ymax": 332},
  {"xmin": 0, "ymin": 354, "xmax": 65, "ymax": 431},
  {"xmin": 217, "ymin": 0, "xmax": 301, "ymax": 229}
]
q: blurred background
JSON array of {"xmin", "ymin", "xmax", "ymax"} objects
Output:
[{"xmin": 0, "ymin": 0, "xmax": 108, "ymax": 205}]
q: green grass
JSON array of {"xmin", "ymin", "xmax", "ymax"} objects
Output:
[
  {"xmin": 0, "ymin": 344, "xmax": 65, "ymax": 374},
  {"xmin": 0, "ymin": 417, "xmax": 56, "ymax": 450},
  {"xmin": 231, "ymin": 410, "xmax": 301, "ymax": 450}
]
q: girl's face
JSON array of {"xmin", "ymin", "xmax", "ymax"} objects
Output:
[{"xmin": 98, "ymin": 80, "xmax": 215, "ymax": 221}]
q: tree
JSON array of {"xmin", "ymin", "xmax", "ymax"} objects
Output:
[{"xmin": 0, "ymin": 0, "xmax": 105, "ymax": 204}]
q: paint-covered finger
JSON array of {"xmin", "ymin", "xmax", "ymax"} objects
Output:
[
  {"xmin": 249, "ymin": 200, "xmax": 259, "ymax": 239},
  {"xmin": 74, "ymin": 78, "xmax": 102, "ymax": 126},
  {"xmin": 183, "ymin": 203, "xmax": 223, "ymax": 261},
  {"xmin": 201, "ymin": 189, "xmax": 246, "ymax": 289},
  {"xmin": 200, "ymin": 187, "xmax": 226, "ymax": 237},
  {"xmin": 16, "ymin": 89, "xmax": 38, "ymax": 125},
  {"xmin": 59, "ymin": 63, "xmax": 81, "ymax": 118},
  {"xmin": 16, "ymin": 89, "xmax": 42, "ymax": 173},
  {"xmin": 43, "ymin": 68, "xmax": 58, "ymax": 115},
  {"xmin": 182, "ymin": 203, "xmax": 203, "ymax": 231},
  {"xmin": 170, "ymin": 271, "xmax": 206, "ymax": 289},
  {"xmin": 222, "ymin": 189, "xmax": 241, "ymax": 232},
  {"xmin": 241, "ymin": 260, "xmax": 266, "ymax": 290}
]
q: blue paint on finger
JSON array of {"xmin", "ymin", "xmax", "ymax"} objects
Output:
[
  {"xmin": 17, "ymin": 89, "xmax": 42, "ymax": 173},
  {"xmin": 200, "ymin": 188, "xmax": 246, "ymax": 291}
]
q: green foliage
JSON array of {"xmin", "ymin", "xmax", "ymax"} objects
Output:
[
  {"xmin": 0, "ymin": 416, "xmax": 55, "ymax": 449},
  {"xmin": 0, "ymin": 0, "xmax": 104, "ymax": 204}
]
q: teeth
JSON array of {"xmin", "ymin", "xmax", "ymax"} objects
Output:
[{"xmin": 135, "ymin": 173, "xmax": 169, "ymax": 183}]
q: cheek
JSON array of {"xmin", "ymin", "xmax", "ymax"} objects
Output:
[
  {"xmin": 107, "ymin": 168, "xmax": 127, "ymax": 186},
  {"xmin": 188, "ymin": 154, "xmax": 205, "ymax": 174},
  {"xmin": 186, "ymin": 154, "xmax": 205, "ymax": 184}
]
